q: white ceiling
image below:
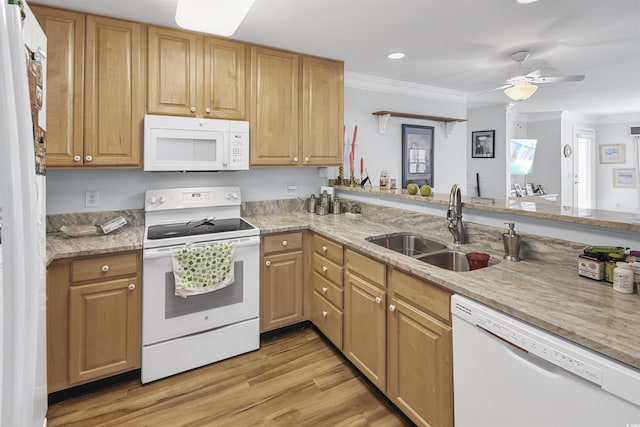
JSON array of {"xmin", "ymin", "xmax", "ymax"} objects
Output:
[{"xmin": 31, "ymin": 0, "xmax": 640, "ymax": 116}]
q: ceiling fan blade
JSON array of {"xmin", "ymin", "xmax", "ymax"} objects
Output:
[
  {"xmin": 474, "ymin": 83, "xmax": 512, "ymax": 96},
  {"xmin": 532, "ymin": 74, "xmax": 585, "ymax": 84},
  {"xmin": 525, "ymin": 68, "xmax": 544, "ymax": 78}
]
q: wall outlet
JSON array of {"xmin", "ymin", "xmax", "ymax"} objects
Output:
[
  {"xmin": 85, "ymin": 190, "xmax": 99, "ymax": 208},
  {"xmin": 285, "ymin": 184, "xmax": 298, "ymax": 194}
]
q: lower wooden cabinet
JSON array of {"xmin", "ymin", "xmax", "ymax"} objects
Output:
[
  {"xmin": 260, "ymin": 232, "xmax": 304, "ymax": 332},
  {"xmin": 47, "ymin": 251, "xmax": 141, "ymax": 393},
  {"xmin": 387, "ymin": 268, "xmax": 454, "ymax": 427},
  {"xmin": 344, "ymin": 249, "xmax": 386, "ymax": 391}
]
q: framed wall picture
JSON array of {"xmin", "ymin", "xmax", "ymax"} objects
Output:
[
  {"xmin": 599, "ymin": 144, "xmax": 626, "ymax": 164},
  {"xmin": 471, "ymin": 130, "xmax": 495, "ymax": 158},
  {"xmin": 402, "ymin": 124, "xmax": 434, "ymax": 189},
  {"xmin": 613, "ymin": 168, "xmax": 636, "ymax": 188}
]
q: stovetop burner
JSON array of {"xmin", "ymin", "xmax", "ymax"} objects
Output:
[{"xmin": 147, "ymin": 218, "xmax": 255, "ymax": 240}]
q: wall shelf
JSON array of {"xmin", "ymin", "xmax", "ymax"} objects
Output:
[{"xmin": 372, "ymin": 110, "xmax": 466, "ymax": 136}]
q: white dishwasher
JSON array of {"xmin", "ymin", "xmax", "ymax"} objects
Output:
[{"xmin": 451, "ymin": 294, "xmax": 640, "ymax": 427}]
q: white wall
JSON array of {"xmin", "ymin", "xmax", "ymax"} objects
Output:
[
  {"xmin": 596, "ymin": 113, "xmax": 640, "ymax": 212},
  {"xmin": 467, "ymin": 104, "xmax": 508, "ymax": 199},
  {"xmin": 46, "ymin": 168, "xmax": 327, "ymax": 214},
  {"xmin": 342, "ymin": 73, "xmax": 468, "ymax": 195},
  {"xmin": 524, "ymin": 117, "xmax": 561, "ymax": 195}
]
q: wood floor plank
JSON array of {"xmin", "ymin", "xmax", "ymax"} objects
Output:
[{"xmin": 47, "ymin": 328, "xmax": 410, "ymax": 426}]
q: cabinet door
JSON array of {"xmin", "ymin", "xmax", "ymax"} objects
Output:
[
  {"xmin": 148, "ymin": 26, "xmax": 198, "ymax": 116},
  {"xmin": 84, "ymin": 16, "xmax": 144, "ymax": 167},
  {"xmin": 68, "ymin": 277, "xmax": 141, "ymax": 384},
  {"xmin": 203, "ymin": 37, "xmax": 246, "ymax": 119},
  {"xmin": 344, "ymin": 272, "xmax": 386, "ymax": 390},
  {"xmin": 301, "ymin": 56, "xmax": 344, "ymax": 166},
  {"xmin": 261, "ymin": 251, "xmax": 303, "ymax": 332},
  {"xmin": 32, "ymin": 6, "xmax": 84, "ymax": 167},
  {"xmin": 250, "ymin": 47, "xmax": 299, "ymax": 166},
  {"xmin": 387, "ymin": 297, "xmax": 453, "ymax": 427}
]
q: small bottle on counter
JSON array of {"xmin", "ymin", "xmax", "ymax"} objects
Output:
[
  {"xmin": 605, "ymin": 253, "xmax": 625, "ymax": 283},
  {"xmin": 379, "ymin": 170, "xmax": 389, "ymax": 189},
  {"xmin": 613, "ymin": 262, "xmax": 634, "ymax": 294}
]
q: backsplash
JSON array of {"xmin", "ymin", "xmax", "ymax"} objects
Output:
[{"xmin": 46, "ymin": 209, "xmax": 144, "ymax": 233}]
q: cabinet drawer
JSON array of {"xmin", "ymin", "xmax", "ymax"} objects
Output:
[
  {"xmin": 311, "ymin": 291, "xmax": 343, "ymax": 349},
  {"xmin": 313, "ymin": 271, "xmax": 344, "ymax": 309},
  {"xmin": 71, "ymin": 252, "xmax": 138, "ymax": 283},
  {"xmin": 390, "ymin": 269, "xmax": 452, "ymax": 323},
  {"xmin": 263, "ymin": 232, "xmax": 303, "ymax": 254},
  {"xmin": 313, "ymin": 252, "xmax": 343, "ymax": 286},
  {"xmin": 313, "ymin": 234, "xmax": 343, "ymax": 265},
  {"xmin": 346, "ymin": 249, "xmax": 386, "ymax": 289}
]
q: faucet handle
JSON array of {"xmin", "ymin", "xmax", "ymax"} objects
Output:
[{"xmin": 446, "ymin": 208, "xmax": 454, "ymax": 221}]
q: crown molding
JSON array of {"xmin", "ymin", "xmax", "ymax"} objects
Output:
[{"xmin": 344, "ymin": 71, "xmax": 468, "ymax": 105}]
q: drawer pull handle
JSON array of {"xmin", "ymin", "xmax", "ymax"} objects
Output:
[
  {"xmin": 322, "ymin": 310, "xmax": 328, "ymax": 318},
  {"xmin": 375, "ymin": 297, "xmax": 382, "ymax": 304},
  {"xmin": 265, "ymin": 260, "xmax": 271, "ymax": 267},
  {"xmin": 322, "ymin": 266, "xmax": 328, "ymax": 272},
  {"xmin": 128, "ymin": 284, "xmax": 135, "ymax": 290},
  {"xmin": 322, "ymin": 287, "xmax": 328, "ymax": 294},
  {"xmin": 282, "ymin": 240, "xmax": 288, "ymax": 246},
  {"xmin": 389, "ymin": 304, "xmax": 396, "ymax": 312},
  {"xmin": 101, "ymin": 265, "xmax": 109, "ymax": 272},
  {"xmin": 322, "ymin": 246, "xmax": 328, "ymax": 252}
]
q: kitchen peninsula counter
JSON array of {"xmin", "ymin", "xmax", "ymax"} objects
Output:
[{"xmin": 245, "ymin": 210, "xmax": 640, "ymax": 372}]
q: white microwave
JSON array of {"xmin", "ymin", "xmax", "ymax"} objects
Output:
[{"xmin": 144, "ymin": 115, "xmax": 249, "ymax": 171}]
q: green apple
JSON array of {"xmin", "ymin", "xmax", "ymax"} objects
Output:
[
  {"xmin": 407, "ymin": 183, "xmax": 419, "ymax": 195},
  {"xmin": 420, "ymin": 184, "xmax": 432, "ymax": 196}
]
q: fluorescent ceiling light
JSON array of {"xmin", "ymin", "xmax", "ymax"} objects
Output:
[
  {"xmin": 175, "ymin": 0, "xmax": 256, "ymax": 37},
  {"xmin": 504, "ymin": 83, "xmax": 538, "ymax": 101},
  {"xmin": 387, "ymin": 52, "xmax": 405, "ymax": 59}
]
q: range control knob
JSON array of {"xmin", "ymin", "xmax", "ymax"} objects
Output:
[
  {"xmin": 225, "ymin": 192, "xmax": 232, "ymax": 200},
  {"xmin": 231, "ymin": 192, "xmax": 239, "ymax": 200},
  {"xmin": 148, "ymin": 195, "xmax": 158, "ymax": 204},
  {"xmin": 158, "ymin": 196, "xmax": 166, "ymax": 204}
]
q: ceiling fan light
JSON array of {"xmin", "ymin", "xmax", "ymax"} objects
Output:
[
  {"xmin": 504, "ymin": 83, "xmax": 538, "ymax": 101},
  {"xmin": 175, "ymin": 0, "xmax": 256, "ymax": 36}
]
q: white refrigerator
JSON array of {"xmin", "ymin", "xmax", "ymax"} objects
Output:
[{"xmin": 0, "ymin": 1, "xmax": 48, "ymax": 426}]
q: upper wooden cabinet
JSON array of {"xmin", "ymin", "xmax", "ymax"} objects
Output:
[
  {"xmin": 250, "ymin": 48, "xmax": 344, "ymax": 167},
  {"xmin": 301, "ymin": 56, "xmax": 344, "ymax": 166},
  {"xmin": 148, "ymin": 26, "xmax": 246, "ymax": 119},
  {"xmin": 33, "ymin": 7, "xmax": 144, "ymax": 168},
  {"xmin": 250, "ymin": 47, "xmax": 300, "ymax": 166}
]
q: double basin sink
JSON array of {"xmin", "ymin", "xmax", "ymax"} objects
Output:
[{"xmin": 366, "ymin": 232, "xmax": 492, "ymax": 272}]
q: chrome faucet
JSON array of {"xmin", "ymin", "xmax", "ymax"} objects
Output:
[{"xmin": 447, "ymin": 184, "xmax": 465, "ymax": 244}]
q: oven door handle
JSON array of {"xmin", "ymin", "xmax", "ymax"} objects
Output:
[{"xmin": 143, "ymin": 236, "xmax": 260, "ymax": 260}]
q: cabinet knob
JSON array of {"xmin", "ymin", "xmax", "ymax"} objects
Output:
[
  {"xmin": 73, "ymin": 155, "xmax": 81, "ymax": 162},
  {"xmin": 128, "ymin": 284, "xmax": 135, "ymax": 290},
  {"xmin": 85, "ymin": 155, "xmax": 93, "ymax": 162},
  {"xmin": 293, "ymin": 156, "xmax": 299, "ymax": 162},
  {"xmin": 101, "ymin": 265, "xmax": 109, "ymax": 272},
  {"xmin": 322, "ymin": 266, "xmax": 328, "ymax": 272},
  {"xmin": 205, "ymin": 107, "xmax": 211, "ymax": 114},
  {"xmin": 190, "ymin": 106, "xmax": 196, "ymax": 113},
  {"xmin": 389, "ymin": 304, "xmax": 396, "ymax": 312},
  {"xmin": 322, "ymin": 310, "xmax": 328, "ymax": 318},
  {"xmin": 375, "ymin": 297, "xmax": 382, "ymax": 304},
  {"xmin": 282, "ymin": 240, "xmax": 288, "ymax": 246},
  {"xmin": 322, "ymin": 287, "xmax": 328, "ymax": 294},
  {"xmin": 304, "ymin": 156, "xmax": 310, "ymax": 162},
  {"xmin": 322, "ymin": 246, "xmax": 328, "ymax": 252},
  {"xmin": 265, "ymin": 260, "xmax": 271, "ymax": 267}
]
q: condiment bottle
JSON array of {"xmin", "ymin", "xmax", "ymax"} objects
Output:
[
  {"xmin": 613, "ymin": 262, "xmax": 634, "ymax": 293},
  {"xmin": 605, "ymin": 253, "xmax": 625, "ymax": 283},
  {"xmin": 379, "ymin": 170, "xmax": 389, "ymax": 189}
]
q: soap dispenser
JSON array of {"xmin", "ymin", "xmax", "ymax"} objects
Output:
[{"xmin": 502, "ymin": 222, "xmax": 521, "ymax": 261}]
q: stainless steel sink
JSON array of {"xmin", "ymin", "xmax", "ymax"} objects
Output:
[
  {"xmin": 366, "ymin": 232, "xmax": 446, "ymax": 257},
  {"xmin": 416, "ymin": 251, "xmax": 471, "ymax": 272}
]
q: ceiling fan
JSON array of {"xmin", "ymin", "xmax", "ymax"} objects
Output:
[{"xmin": 486, "ymin": 50, "xmax": 585, "ymax": 101}]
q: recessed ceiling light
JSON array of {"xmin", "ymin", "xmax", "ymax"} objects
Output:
[
  {"xmin": 175, "ymin": 0, "xmax": 256, "ymax": 36},
  {"xmin": 516, "ymin": 0, "xmax": 540, "ymax": 4},
  {"xmin": 387, "ymin": 52, "xmax": 405, "ymax": 60}
]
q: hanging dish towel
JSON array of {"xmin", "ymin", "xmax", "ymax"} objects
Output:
[{"xmin": 172, "ymin": 242, "xmax": 235, "ymax": 297}]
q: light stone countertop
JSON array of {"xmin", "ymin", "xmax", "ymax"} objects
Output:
[
  {"xmin": 245, "ymin": 211, "xmax": 640, "ymax": 372},
  {"xmin": 45, "ymin": 212, "xmax": 640, "ymax": 371}
]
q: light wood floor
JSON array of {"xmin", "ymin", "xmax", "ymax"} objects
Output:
[{"xmin": 47, "ymin": 328, "xmax": 410, "ymax": 426}]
